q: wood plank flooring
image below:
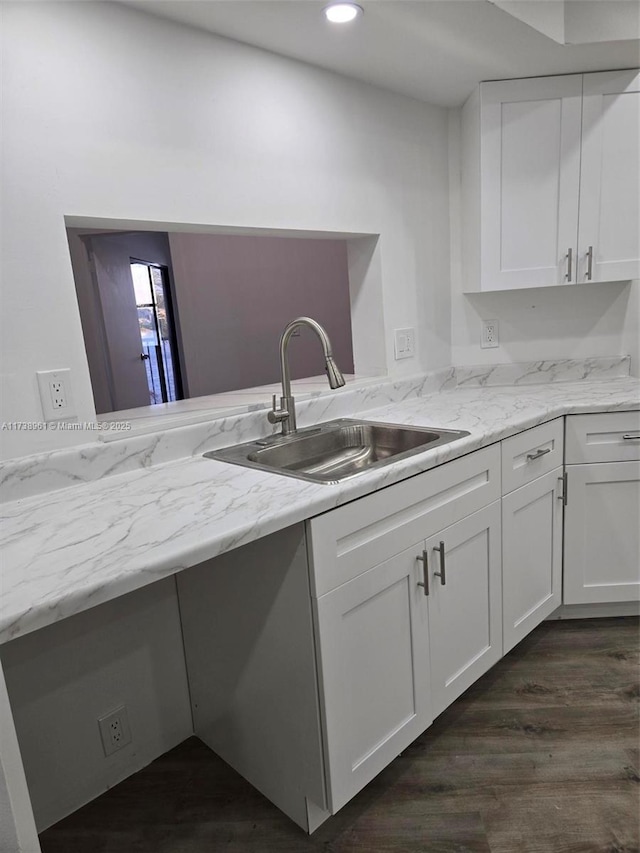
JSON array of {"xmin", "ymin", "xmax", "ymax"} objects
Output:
[{"xmin": 40, "ymin": 617, "xmax": 640, "ymax": 853}]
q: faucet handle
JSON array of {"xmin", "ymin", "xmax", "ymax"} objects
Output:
[{"xmin": 267, "ymin": 395, "xmax": 289, "ymax": 425}]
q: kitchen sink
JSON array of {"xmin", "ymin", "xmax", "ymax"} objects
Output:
[{"xmin": 204, "ymin": 418, "xmax": 470, "ymax": 484}]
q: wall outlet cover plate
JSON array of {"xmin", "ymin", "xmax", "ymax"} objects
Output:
[
  {"xmin": 36, "ymin": 368, "xmax": 76, "ymax": 422},
  {"xmin": 98, "ymin": 705, "xmax": 132, "ymax": 756},
  {"xmin": 481, "ymin": 320, "xmax": 499, "ymax": 349}
]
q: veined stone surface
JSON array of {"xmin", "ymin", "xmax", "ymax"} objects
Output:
[{"xmin": 1, "ymin": 372, "xmax": 638, "ymax": 644}]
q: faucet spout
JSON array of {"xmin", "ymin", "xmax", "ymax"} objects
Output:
[
  {"xmin": 268, "ymin": 317, "xmax": 346, "ymax": 435},
  {"xmin": 324, "ymin": 355, "xmax": 345, "ymax": 390}
]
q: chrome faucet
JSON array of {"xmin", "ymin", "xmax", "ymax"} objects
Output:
[{"xmin": 268, "ymin": 317, "xmax": 346, "ymax": 436}]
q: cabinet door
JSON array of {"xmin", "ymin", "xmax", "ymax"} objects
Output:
[
  {"xmin": 502, "ymin": 469, "xmax": 563, "ymax": 653},
  {"xmin": 314, "ymin": 545, "xmax": 431, "ymax": 813},
  {"xmin": 480, "ymin": 75, "xmax": 582, "ymax": 290},
  {"xmin": 578, "ymin": 70, "xmax": 640, "ymax": 283},
  {"xmin": 564, "ymin": 461, "xmax": 640, "ymax": 604},
  {"xmin": 426, "ymin": 501, "xmax": 502, "ymax": 718}
]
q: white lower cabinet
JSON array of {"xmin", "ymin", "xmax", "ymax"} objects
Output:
[
  {"xmin": 563, "ymin": 461, "xmax": 640, "ymax": 604},
  {"xmin": 314, "ymin": 499, "xmax": 503, "ymax": 812},
  {"xmin": 563, "ymin": 412, "xmax": 640, "ymax": 605},
  {"xmin": 502, "ymin": 468, "xmax": 564, "ymax": 652},
  {"xmin": 306, "ymin": 415, "xmax": 639, "ymax": 823},
  {"xmin": 175, "ymin": 410, "xmax": 639, "ymax": 835},
  {"xmin": 308, "ymin": 447, "xmax": 502, "ymax": 813},
  {"xmin": 309, "ymin": 413, "xmax": 637, "ymax": 821},
  {"xmin": 314, "ymin": 544, "xmax": 431, "ymax": 813},
  {"xmin": 500, "ymin": 420, "xmax": 565, "ymax": 651}
]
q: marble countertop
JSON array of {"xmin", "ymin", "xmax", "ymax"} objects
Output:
[{"xmin": 1, "ymin": 376, "xmax": 638, "ymax": 644}]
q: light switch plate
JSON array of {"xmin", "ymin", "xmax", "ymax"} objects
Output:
[{"xmin": 394, "ymin": 328, "xmax": 415, "ymax": 360}]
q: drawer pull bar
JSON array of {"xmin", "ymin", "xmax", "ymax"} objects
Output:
[
  {"xmin": 527, "ymin": 447, "xmax": 551, "ymax": 461},
  {"xmin": 416, "ymin": 551, "xmax": 429, "ymax": 596},
  {"xmin": 433, "ymin": 541, "xmax": 446, "ymax": 585},
  {"xmin": 622, "ymin": 433, "xmax": 640, "ymax": 440}
]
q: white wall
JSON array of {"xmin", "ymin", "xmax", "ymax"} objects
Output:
[
  {"xmin": 0, "ymin": 578, "xmax": 193, "ymax": 831},
  {"xmin": 448, "ymin": 108, "xmax": 639, "ymax": 373},
  {"xmin": 0, "ymin": 1, "xmax": 452, "ymax": 460},
  {"xmin": 451, "ymin": 279, "xmax": 638, "ymax": 369}
]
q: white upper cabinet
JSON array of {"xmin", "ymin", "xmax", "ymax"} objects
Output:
[
  {"xmin": 461, "ymin": 69, "xmax": 640, "ymax": 292},
  {"xmin": 578, "ymin": 71, "xmax": 640, "ymax": 283},
  {"xmin": 478, "ymin": 75, "xmax": 583, "ymax": 291}
]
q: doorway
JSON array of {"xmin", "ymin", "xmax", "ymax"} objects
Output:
[
  {"xmin": 130, "ymin": 261, "xmax": 181, "ymax": 405},
  {"xmin": 66, "ymin": 229, "xmax": 185, "ymax": 413}
]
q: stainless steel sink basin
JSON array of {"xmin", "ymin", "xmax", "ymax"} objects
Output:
[{"xmin": 204, "ymin": 418, "xmax": 470, "ymax": 484}]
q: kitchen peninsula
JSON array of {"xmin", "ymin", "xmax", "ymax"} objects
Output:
[{"xmin": 1, "ymin": 359, "xmax": 638, "ymax": 850}]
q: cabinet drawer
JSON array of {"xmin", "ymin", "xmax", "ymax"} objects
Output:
[
  {"xmin": 501, "ymin": 419, "xmax": 564, "ymax": 494},
  {"xmin": 307, "ymin": 445, "xmax": 500, "ymax": 597},
  {"xmin": 566, "ymin": 412, "xmax": 640, "ymax": 464}
]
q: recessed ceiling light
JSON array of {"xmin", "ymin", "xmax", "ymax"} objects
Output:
[{"xmin": 324, "ymin": 3, "xmax": 363, "ymax": 24}]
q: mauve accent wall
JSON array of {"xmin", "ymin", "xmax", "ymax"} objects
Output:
[{"xmin": 168, "ymin": 233, "xmax": 355, "ymax": 397}]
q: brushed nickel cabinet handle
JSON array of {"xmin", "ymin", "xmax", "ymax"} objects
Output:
[
  {"xmin": 433, "ymin": 541, "xmax": 446, "ymax": 585},
  {"xmin": 557, "ymin": 472, "xmax": 568, "ymax": 506},
  {"xmin": 416, "ymin": 551, "xmax": 429, "ymax": 596},
  {"xmin": 585, "ymin": 245, "xmax": 593, "ymax": 281},
  {"xmin": 565, "ymin": 247, "xmax": 573, "ymax": 282},
  {"xmin": 527, "ymin": 447, "xmax": 551, "ymax": 461}
]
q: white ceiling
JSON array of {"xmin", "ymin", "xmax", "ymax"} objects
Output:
[{"xmin": 122, "ymin": 0, "xmax": 640, "ymax": 106}]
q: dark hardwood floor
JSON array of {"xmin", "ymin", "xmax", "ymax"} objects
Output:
[{"xmin": 40, "ymin": 617, "xmax": 640, "ymax": 853}]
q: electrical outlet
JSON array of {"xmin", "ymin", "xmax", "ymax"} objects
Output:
[
  {"xmin": 36, "ymin": 369, "xmax": 76, "ymax": 422},
  {"xmin": 481, "ymin": 319, "xmax": 499, "ymax": 349},
  {"xmin": 98, "ymin": 705, "xmax": 132, "ymax": 756},
  {"xmin": 50, "ymin": 381, "xmax": 66, "ymax": 409},
  {"xmin": 394, "ymin": 327, "xmax": 416, "ymax": 360}
]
